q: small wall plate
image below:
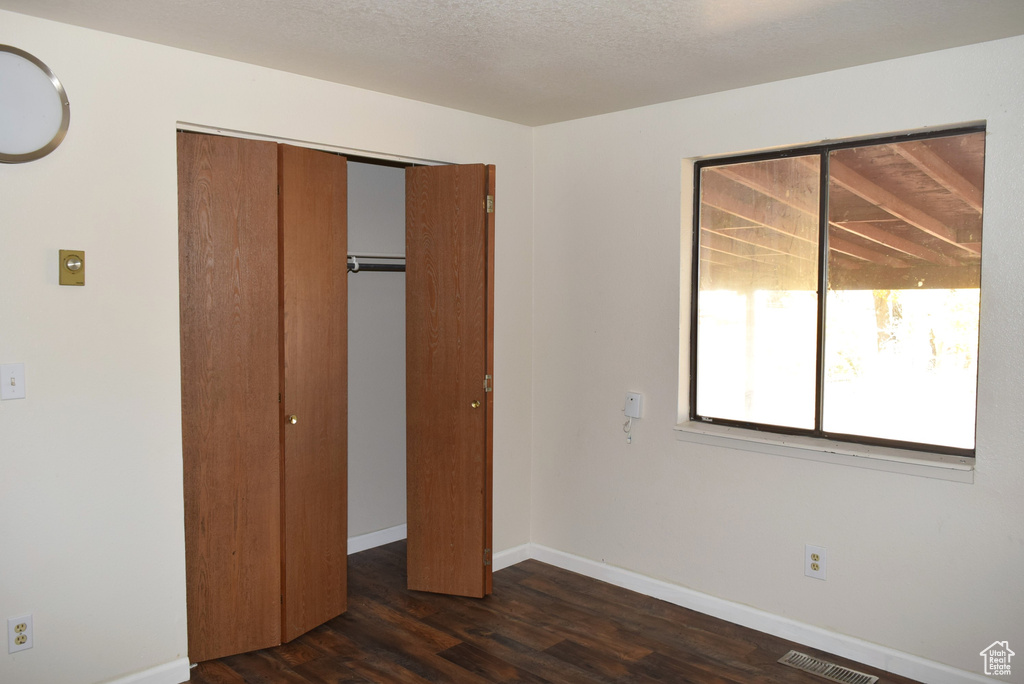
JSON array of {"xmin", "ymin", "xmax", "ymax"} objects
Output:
[{"xmin": 59, "ymin": 249, "xmax": 84, "ymax": 286}]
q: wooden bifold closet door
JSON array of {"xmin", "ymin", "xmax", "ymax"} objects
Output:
[
  {"xmin": 405, "ymin": 164, "xmax": 495, "ymax": 598},
  {"xmin": 180, "ymin": 134, "xmax": 495, "ymax": 662},
  {"xmin": 178, "ymin": 132, "xmax": 347, "ymax": 663}
]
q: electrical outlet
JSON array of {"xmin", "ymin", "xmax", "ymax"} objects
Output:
[
  {"xmin": 8, "ymin": 614, "xmax": 33, "ymax": 653},
  {"xmin": 805, "ymin": 545, "xmax": 827, "ymax": 580}
]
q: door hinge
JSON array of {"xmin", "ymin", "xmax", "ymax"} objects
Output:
[
  {"xmin": 484, "ymin": 374, "xmax": 493, "ymax": 393},
  {"xmin": 486, "ymin": 195, "xmax": 494, "ymax": 214},
  {"xmin": 484, "ymin": 548, "xmax": 491, "ymax": 566}
]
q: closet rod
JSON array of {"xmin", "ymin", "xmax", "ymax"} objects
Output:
[
  {"xmin": 347, "ymin": 252, "xmax": 405, "ymax": 260},
  {"xmin": 347, "ymin": 262, "xmax": 405, "ymax": 273},
  {"xmin": 347, "ymin": 253, "xmax": 406, "ymax": 273}
]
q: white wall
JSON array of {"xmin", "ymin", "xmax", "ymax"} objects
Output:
[
  {"xmin": 532, "ymin": 36, "xmax": 1024, "ymax": 680},
  {"xmin": 347, "ymin": 162, "xmax": 407, "ymax": 538},
  {"xmin": 0, "ymin": 11, "xmax": 533, "ymax": 684}
]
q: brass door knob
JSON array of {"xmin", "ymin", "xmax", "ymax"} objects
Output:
[
  {"xmin": 288, "ymin": 415, "xmax": 298, "ymax": 424},
  {"xmin": 471, "ymin": 400, "xmax": 481, "ymax": 409}
]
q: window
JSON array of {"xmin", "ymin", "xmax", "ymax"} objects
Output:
[{"xmin": 690, "ymin": 127, "xmax": 984, "ymax": 457}]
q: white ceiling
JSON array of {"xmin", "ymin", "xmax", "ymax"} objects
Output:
[{"xmin": 4, "ymin": 0, "xmax": 1024, "ymax": 125}]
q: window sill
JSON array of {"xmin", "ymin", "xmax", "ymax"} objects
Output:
[{"xmin": 673, "ymin": 422, "xmax": 974, "ymax": 483}]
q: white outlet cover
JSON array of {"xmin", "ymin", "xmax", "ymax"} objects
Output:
[
  {"xmin": 805, "ymin": 544, "xmax": 827, "ymax": 580},
  {"xmin": 8, "ymin": 614, "xmax": 33, "ymax": 653}
]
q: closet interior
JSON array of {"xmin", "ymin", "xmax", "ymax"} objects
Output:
[{"xmin": 347, "ymin": 161, "xmax": 408, "ymax": 546}]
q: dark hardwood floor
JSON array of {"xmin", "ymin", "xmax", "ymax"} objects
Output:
[{"xmin": 188, "ymin": 541, "xmax": 920, "ymax": 683}]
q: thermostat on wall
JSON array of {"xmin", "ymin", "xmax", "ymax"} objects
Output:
[{"xmin": 59, "ymin": 249, "xmax": 84, "ymax": 285}]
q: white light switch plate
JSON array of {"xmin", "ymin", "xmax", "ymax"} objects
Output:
[{"xmin": 1, "ymin": 363, "xmax": 26, "ymax": 400}]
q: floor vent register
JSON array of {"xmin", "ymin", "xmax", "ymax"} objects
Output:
[{"xmin": 778, "ymin": 650, "xmax": 880, "ymax": 684}]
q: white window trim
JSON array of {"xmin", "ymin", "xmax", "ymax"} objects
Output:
[{"xmin": 674, "ymin": 421, "xmax": 974, "ymax": 483}]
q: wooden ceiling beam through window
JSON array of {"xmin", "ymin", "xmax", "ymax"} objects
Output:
[
  {"xmin": 890, "ymin": 141, "xmax": 984, "ymax": 214},
  {"xmin": 700, "ymin": 246, "xmax": 755, "ymax": 269},
  {"xmin": 829, "ymin": 263, "xmax": 981, "ymax": 290},
  {"xmin": 828, "ymin": 234, "xmax": 910, "ymax": 267},
  {"xmin": 711, "ymin": 162, "xmax": 964, "ymax": 268},
  {"xmin": 702, "ymin": 226, "xmax": 817, "ymax": 263},
  {"xmin": 831, "ymin": 221, "xmax": 960, "ymax": 267},
  {"xmin": 700, "ymin": 173, "xmax": 818, "ymax": 245},
  {"xmin": 699, "ymin": 230, "xmax": 764, "ymax": 261},
  {"xmin": 827, "ymin": 159, "xmax": 979, "ymax": 255},
  {"xmin": 957, "ymin": 231, "xmax": 982, "ymax": 253},
  {"xmin": 831, "ymin": 252, "xmax": 865, "ymax": 272},
  {"xmin": 702, "ymin": 172, "xmax": 900, "ymax": 267},
  {"xmin": 698, "ymin": 131, "xmax": 985, "ymax": 291},
  {"xmin": 709, "ymin": 163, "xmax": 819, "ymax": 217}
]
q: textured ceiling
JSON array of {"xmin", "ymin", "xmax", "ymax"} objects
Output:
[{"xmin": 3, "ymin": 0, "xmax": 1024, "ymax": 125}]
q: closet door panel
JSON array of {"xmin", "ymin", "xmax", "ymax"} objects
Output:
[
  {"xmin": 279, "ymin": 144, "xmax": 349, "ymax": 641},
  {"xmin": 178, "ymin": 132, "xmax": 281, "ymax": 662},
  {"xmin": 406, "ymin": 163, "xmax": 492, "ymax": 597},
  {"xmin": 483, "ymin": 165, "xmax": 495, "ymax": 595}
]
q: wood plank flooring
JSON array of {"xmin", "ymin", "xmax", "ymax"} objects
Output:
[{"xmin": 188, "ymin": 541, "xmax": 920, "ymax": 684}]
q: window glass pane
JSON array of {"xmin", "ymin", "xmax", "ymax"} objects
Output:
[
  {"xmin": 823, "ymin": 132, "xmax": 984, "ymax": 449},
  {"xmin": 696, "ymin": 155, "xmax": 820, "ymax": 429}
]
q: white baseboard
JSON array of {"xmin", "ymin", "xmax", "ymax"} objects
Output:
[
  {"xmin": 520, "ymin": 544, "xmax": 990, "ymax": 684},
  {"xmin": 348, "ymin": 529, "xmax": 533, "ymax": 570},
  {"xmin": 348, "ymin": 523, "xmax": 408, "ymax": 554},
  {"xmin": 492, "ymin": 542, "xmax": 531, "ymax": 571},
  {"xmin": 104, "ymin": 657, "xmax": 191, "ymax": 684}
]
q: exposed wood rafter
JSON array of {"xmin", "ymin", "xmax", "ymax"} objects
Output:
[
  {"xmin": 711, "ymin": 162, "xmax": 819, "ymax": 217},
  {"xmin": 700, "ymin": 246, "xmax": 753, "ymax": 269},
  {"xmin": 699, "ymin": 232, "xmax": 761, "ymax": 261},
  {"xmin": 702, "ymin": 226, "xmax": 817, "ymax": 263},
  {"xmin": 707, "ymin": 165, "xmax": 917, "ymax": 267},
  {"xmin": 699, "ymin": 132, "xmax": 984, "ymax": 291},
  {"xmin": 828, "ymin": 235, "xmax": 909, "ymax": 268},
  {"xmin": 700, "ymin": 172, "xmax": 817, "ymax": 245},
  {"xmin": 827, "ymin": 159, "xmax": 979, "ymax": 255},
  {"xmin": 831, "ymin": 221, "xmax": 960, "ymax": 267},
  {"xmin": 890, "ymin": 141, "xmax": 983, "ymax": 214}
]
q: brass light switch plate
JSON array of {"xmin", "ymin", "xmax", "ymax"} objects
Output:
[{"xmin": 59, "ymin": 249, "xmax": 85, "ymax": 286}]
